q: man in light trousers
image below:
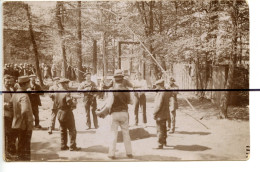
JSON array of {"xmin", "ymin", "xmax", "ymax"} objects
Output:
[{"xmin": 106, "ymin": 69, "xmax": 133, "ymax": 159}]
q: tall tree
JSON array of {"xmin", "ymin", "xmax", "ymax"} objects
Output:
[
  {"xmin": 25, "ymin": 3, "xmax": 43, "ymax": 87},
  {"xmin": 220, "ymin": 0, "xmax": 239, "ymax": 118},
  {"xmin": 56, "ymin": 1, "xmax": 67, "ymax": 78},
  {"xmin": 77, "ymin": 1, "xmax": 83, "ymax": 81}
]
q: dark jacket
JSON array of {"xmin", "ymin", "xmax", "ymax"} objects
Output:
[
  {"xmin": 28, "ymin": 83, "xmax": 43, "ymax": 106},
  {"xmin": 110, "ymin": 86, "xmax": 130, "ymax": 113},
  {"xmin": 153, "ymin": 91, "xmax": 170, "ymax": 121}
]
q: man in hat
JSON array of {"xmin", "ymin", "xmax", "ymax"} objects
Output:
[
  {"xmin": 168, "ymin": 77, "xmax": 179, "ymax": 134},
  {"xmin": 48, "ymin": 77, "xmax": 60, "ymax": 134},
  {"xmin": 12, "ymin": 76, "xmax": 34, "ymax": 161},
  {"xmin": 133, "ymin": 72, "xmax": 147, "ymax": 126},
  {"xmin": 3, "ymin": 75, "xmax": 16, "ymax": 160},
  {"xmin": 107, "ymin": 69, "xmax": 133, "ymax": 159},
  {"xmin": 153, "ymin": 79, "xmax": 170, "ymax": 149},
  {"xmin": 78, "ymin": 72, "xmax": 98, "ymax": 130},
  {"xmin": 28, "ymin": 75, "xmax": 43, "ymax": 129},
  {"xmin": 55, "ymin": 78, "xmax": 80, "ymax": 151}
]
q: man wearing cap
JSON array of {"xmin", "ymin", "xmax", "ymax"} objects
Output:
[
  {"xmin": 153, "ymin": 79, "xmax": 170, "ymax": 149},
  {"xmin": 168, "ymin": 77, "xmax": 179, "ymax": 134},
  {"xmin": 133, "ymin": 72, "xmax": 147, "ymax": 126},
  {"xmin": 48, "ymin": 77, "xmax": 60, "ymax": 134},
  {"xmin": 78, "ymin": 72, "xmax": 98, "ymax": 130},
  {"xmin": 107, "ymin": 69, "xmax": 133, "ymax": 159},
  {"xmin": 55, "ymin": 78, "xmax": 80, "ymax": 151},
  {"xmin": 12, "ymin": 76, "xmax": 34, "ymax": 161},
  {"xmin": 3, "ymin": 75, "xmax": 16, "ymax": 160},
  {"xmin": 28, "ymin": 75, "xmax": 43, "ymax": 129}
]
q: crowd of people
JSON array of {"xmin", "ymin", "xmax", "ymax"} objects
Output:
[{"xmin": 3, "ymin": 66, "xmax": 179, "ymax": 161}]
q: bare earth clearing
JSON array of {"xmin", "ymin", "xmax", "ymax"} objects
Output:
[{"xmin": 31, "ymin": 93, "xmax": 249, "ymax": 161}]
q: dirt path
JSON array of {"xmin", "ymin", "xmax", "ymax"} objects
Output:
[{"xmin": 31, "ymin": 94, "xmax": 249, "ymax": 161}]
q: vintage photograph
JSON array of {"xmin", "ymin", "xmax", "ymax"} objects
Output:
[{"xmin": 2, "ymin": 0, "xmax": 249, "ymax": 161}]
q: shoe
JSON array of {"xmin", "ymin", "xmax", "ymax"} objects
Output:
[
  {"xmin": 169, "ymin": 130, "xmax": 175, "ymax": 134},
  {"xmin": 95, "ymin": 126, "xmax": 99, "ymax": 129},
  {"xmin": 48, "ymin": 130, "xmax": 52, "ymax": 135},
  {"xmin": 154, "ymin": 145, "xmax": 163, "ymax": 149},
  {"xmin": 70, "ymin": 147, "xmax": 81, "ymax": 151},
  {"xmin": 108, "ymin": 155, "xmax": 116, "ymax": 159},
  {"xmin": 34, "ymin": 125, "xmax": 42, "ymax": 129},
  {"xmin": 61, "ymin": 146, "xmax": 69, "ymax": 151},
  {"xmin": 127, "ymin": 154, "xmax": 133, "ymax": 158},
  {"xmin": 86, "ymin": 127, "xmax": 91, "ymax": 130}
]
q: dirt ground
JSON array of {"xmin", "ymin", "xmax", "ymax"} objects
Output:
[{"xmin": 30, "ymin": 92, "xmax": 250, "ymax": 161}]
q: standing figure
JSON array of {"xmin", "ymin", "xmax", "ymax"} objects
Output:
[
  {"xmin": 168, "ymin": 77, "xmax": 179, "ymax": 134},
  {"xmin": 12, "ymin": 76, "xmax": 34, "ymax": 161},
  {"xmin": 55, "ymin": 78, "xmax": 80, "ymax": 151},
  {"xmin": 3, "ymin": 75, "xmax": 16, "ymax": 161},
  {"xmin": 133, "ymin": 72, "xmax": 147, "ymax": 126},
  {"xmin": 43, "ymin": 64, "xmax": 49, "ymax": 79},
  {"xmin": 51, "ymin": 64, "xmax": 57, "ymax": 78},
  {"xmin": 78, "ymin": 72, "xmax": 98, "ymax": 130},
  {"xmin": 153, "ymin": 79, "xmax": 170, "ymax": 149},
  {"xmin": 107, "ymin": 70, "xmax": 133, "ymax": 159},
  {"xmin": 28, "ymin": 75, "xmax": 43, "ymax": 129},
  {"xmin": 48, "ymin": 77, "xmax": 60, "ymax": 134}
]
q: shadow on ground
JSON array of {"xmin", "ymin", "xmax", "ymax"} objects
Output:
[
  {"xmin": 82, "ymin": 145, "xmax": 109, "ymax": 153},
  {"xmin": 174, "ymin": 145, "xmax": 211, "ymax": 151},
  {"xmin": 175, "ymin": 131, "xmax": 211, "ymax": 135},
  {"xmin": 133, "ymin": 154, "xmax": 181, "ymax": 161}
]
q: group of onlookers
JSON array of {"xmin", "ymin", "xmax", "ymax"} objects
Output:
[{"xmin": 3, "ymin": 66, "xmax": 179, "ymax": 161}]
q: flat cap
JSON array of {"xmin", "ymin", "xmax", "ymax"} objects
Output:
[
  {"xmin": 155, "ymin": 79, "xmax": 164, "ymax": 86},
  {"xmin": 4, "ymin": 74, "xmax": 12, "ymax": 80},
  {"xmin": 29, "ymin": 74, "xmax": 37, "ymax": 78},
  {"xmin": 114, "ymin": 69, "xmax": 124, "ymax": 77},
  {"xmin": 53, "ymin": 77, "xmax": 60, "ymax": 81},
  {"xmin": 59, "ymin": 78, "xmax": 70, "ymax": 83},
  {"xmin": 18, "ymin": 76, "xmax": 30, "ymax": 84}
]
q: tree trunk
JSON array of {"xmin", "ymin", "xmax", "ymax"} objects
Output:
[
  {"xmin": 56, "ymin": 2, "xmax": 67, "ymax": 78},
  {"xmin": 220, "ymin": 0, "xmax": 238, "ymax": 118},
  {"xmin": 25, "ymin": 4, "xmax": 43, "ymax": 87},
  {"xmin": 102, "ymin": 32, "xmax": 107, "ymax": 77},
  {"xmin": 77, "ymin": 1, "xmax": 83, "ymax": 82},
  {"xmin": 92, "ymin": 39, "xmax": 97, "ymax": 75}
]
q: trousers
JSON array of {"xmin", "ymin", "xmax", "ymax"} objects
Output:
[
  {"xmin": 32, "ymin": 105, "xmax": 39, "ymax": 126},
  {"xmin": 134, "ymin": 94, "xmax": 147, "ymax": 125},
  {"xmin": 156, "ymin": 119, "xmax": 167, "ymax": 146},
  {"xmin": 108, "ymin": 112, "xmax": 132, "ymax": 156},
  {"xmin": 14, "ymin": 129, "xmax": 32, "ymax": 161},
  {"xmin": 167, "ymin": 109, "xmax": 177, "ymax": 132},
  {"xmin": 58, "ymin": 110, "xmax": 77, "ymax": 148},
  {"xmin": 84, "ymin": 98, "xmax": 98, "ymax": 128},
  {"xmin": 4, "ymin": 117, "xmax": 17, "ymax": 160},
  {"xmin": 49, "ymin": 109, "xmax": 58, "ymax": 129}
]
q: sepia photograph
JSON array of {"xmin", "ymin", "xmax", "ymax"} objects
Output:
[{"xmin": 2, "ymin": 0, "xmax": 249, "ymax": 162}]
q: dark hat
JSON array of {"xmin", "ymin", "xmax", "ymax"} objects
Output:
[
  {"xmin": 59, "ymin": 78, "xmax": 70, "ymax": 83},
  {"xmin": 114, "ymin": 69, "xmax": 124, "ymax": 77},
  {"xmin": 53, "ymin": 77, "xmax": 60, "ymax": 81},
  {"xmin": 169, "ymin": 77, "xmax": 175, "ymax": 82},
  {"xmin": 155, "ymin": 79, "xmax": 164, "ymax": 86},
  {"xmin": 18, "ymin": 76, "xmax": 30, "ymax": 84}
]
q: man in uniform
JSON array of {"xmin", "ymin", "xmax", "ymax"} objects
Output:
[
  {"xmin": 106, "ymin": 69, "xmax": 133, "ymax": 159},
  {"xmin": 78, "ymin": 72, "xmax": 98, "ymax": 130},
  {"xmin": 55, "ymin": 78, "xmax": 80, "ymax": 151},
  {"xmin": 133, "ymin": 72, "xmax": 147, "ymax": 126},
  {"xmin": 48, "ymin": 77, "xmax": 60, "ymax": 134},
  {"xmin": 28, "ymin": 75, "xmax": 43, "ymax": 129},
  {"xmin": 153, "ymin": 79, "xmax": 170, "ymax": 149},
  {"xmin": 3, "ymin": 75, "xmax": 16, "ymax": 160},
  {"xmin": 12, "ymin": 76, "xmax": 34, "ymax": 161},
  {"xmin": 168, "ymin": 77, "xmax": 179, "ymax": 134}
]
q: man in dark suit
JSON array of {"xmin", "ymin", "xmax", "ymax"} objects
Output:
[
  {"xmin": 153, "ymin": 79, "xmax": 170, "ymax": 149},
  {"xmin": 78, "ymin": 72, "xmax": 98, "ymax": 130},
  {"xmin": 28, "ymin": 75, "xmax": 43, "ymax": 129},
  {"xmin": 55, "ymin": 78, "xmax": 80, "ymax": 151}
]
